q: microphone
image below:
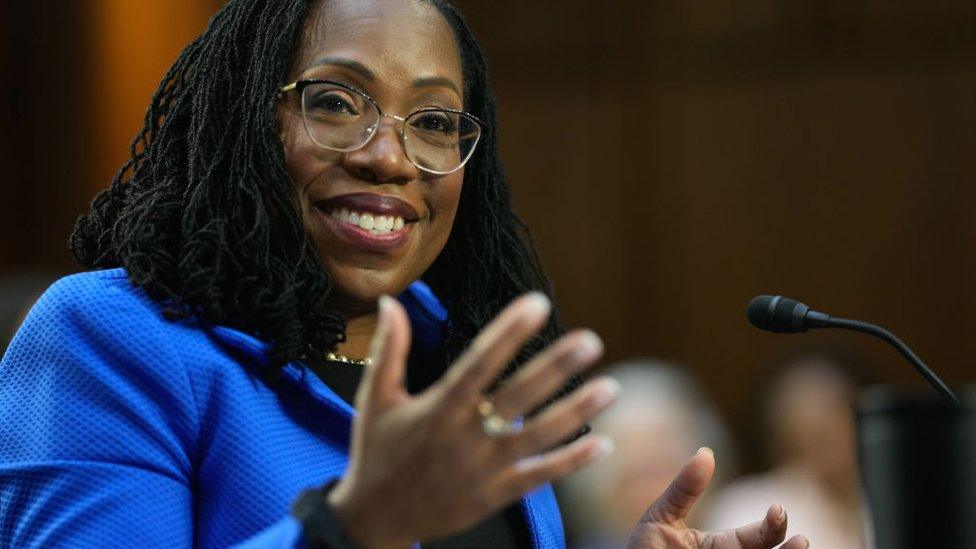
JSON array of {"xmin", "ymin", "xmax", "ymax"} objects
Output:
[{"xmin": 747, "ymin": 295, "xmax": 960, "ymax": 405}]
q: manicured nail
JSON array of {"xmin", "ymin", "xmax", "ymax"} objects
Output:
[
  {"xmin": 377, "ymin": 295, "xmax": 393, "ymax": 328},
  {"xmin": 370, "ymin": 295, "xmax": 393, "ymax": 362},
  {"xmin": 524, "ymin": 292, "xmax": 551, "ymax": 315},
  {"xmin": 590, "ymin": 436, "xmax": 614, "ymax": 460},
  {"xmin": 593, "ymin": 377, "xmax": 621, "ymax": 407},
  {"xmin": 698, "ymin": 446, "xmax": 713, "ymax": 456},
  {"xmin": 572, "ymin": 331, "xmax": 603, "ymax": 363}
]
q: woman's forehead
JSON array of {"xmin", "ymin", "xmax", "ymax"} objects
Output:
[{"xmin": 293, "ymin": 0, "xmax": 462, "ymax": 86}]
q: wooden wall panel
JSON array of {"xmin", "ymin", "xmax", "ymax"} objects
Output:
[
  {"xmin": 454, "ymin": 0, "xmax": 976, "ymax": 434},
  {"xmin": 0, "ymin": 3, "xmax": 90, "ymax": 271},
  {"xmin": 87, "ymin": 0, "xmax": 219, "ymax": 195},
  {"xmin": 0, "ymin": 2, "xmax": 219, "ymax": 274}
]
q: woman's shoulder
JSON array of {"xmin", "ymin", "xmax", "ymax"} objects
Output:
[
  {"xmin": 19, "ymin": 268, "xmax": 181, "ymax": 350},
  {"xmin": 14, "ymin": 269, "xmax": 279, "ymax": 384},
  {"xmin": 0, "ymin": 268, "xmax": 205, "ymax": 473},
  {"xmin": 8, "ymin": 268, "xmax": 217, "ymax": 380},
  {"xmin": 36, "ymin": 267, "xmax": 158, "ymax": 314}
]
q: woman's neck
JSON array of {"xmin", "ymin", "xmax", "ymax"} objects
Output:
[{"xmin": 335, "ymin": 310, "xmax": 379, "ymax": 360}]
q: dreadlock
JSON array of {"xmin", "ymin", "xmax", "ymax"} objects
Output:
[{"xmin": 70, "ymin": 0, "xmax": 573, "ymax": 397}]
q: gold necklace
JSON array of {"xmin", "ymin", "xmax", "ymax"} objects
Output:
[{"xmin": 325, "ymin": 352, "xmax": 373, "ymax": 367}]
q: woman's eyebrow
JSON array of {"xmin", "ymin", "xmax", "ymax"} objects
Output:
[
  {"xmin": 413, "ymin": 75, "xmax": 461, "ymax": 96},
  {"xmin": 308, "ymin": 56, "xmax": 459, "ymax": 96},
  {"xmin": 309, "ymin": 56, "xmax": 375, "ymax": 81}
]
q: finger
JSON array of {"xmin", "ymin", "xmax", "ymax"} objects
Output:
[
  {"xmin": 440, "ymin": 292, "xmax": 551, "ymax": 400},
  {"xmin": 507, "ymin": 376, "xmax": 620, "ymax": 457},
  {"xmin": 731, "ymin": 505, "xmax": 788, "ymax": 548},
  {"xmin": 641, "ymin": 447, "xmax": 715, "ymax": 525},
  {"xmin": 357, "ymin": 295, "xmax": 412, "ymax": 407},
  {"xmin": 494, "ymin": 434, "xmax": 613, "ymax": 502},
  {"xmin": 780, "ymin": 535, "xmax": 810, "ymax": 549},
  {"xmin": 491, "ymin": 330, "xmax": 603, "ymax": 419}
]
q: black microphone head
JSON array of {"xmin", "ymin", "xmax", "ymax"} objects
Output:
[{"xmin": 747, "ymin": 295, "xmax": 811, "ymax": 333}]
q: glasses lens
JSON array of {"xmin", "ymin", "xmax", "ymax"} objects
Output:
[
  {"xmin": 301, "ymin": 82, "xmax": 378, "ymax": 151},
  {"xmin": 404, "ymin": 110, "xmax": 482, "ymax": 174}
]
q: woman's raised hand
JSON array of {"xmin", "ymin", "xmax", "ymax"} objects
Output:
[
  {"xmin": 627, "ymin": 448, "xmax": 810, "ymax": 549},
  {"xmin": 327, "ymin": 293, "xmax": 617, "ymax": 548}
]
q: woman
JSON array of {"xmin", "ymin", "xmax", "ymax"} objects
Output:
[{"xmin": 0, "ymin": 1, "xmax": 808, "ymax": 547}]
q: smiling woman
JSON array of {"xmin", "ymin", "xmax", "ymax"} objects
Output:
[
  {"xmin": 277, "ymin": 0, "xmax": 471, "ymax": 343},
  {"xmin": 0, "ymin": 1, "xmax": 807, "ymax": 548}
]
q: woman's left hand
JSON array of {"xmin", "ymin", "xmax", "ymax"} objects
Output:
[{"xmin": 628, "ymin": 448, "xmax": 810, "ymax": 549}]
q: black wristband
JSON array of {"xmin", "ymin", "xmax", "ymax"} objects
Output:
[{"xmin": 291, "ymin": 479, "xmax": 364, "ymax": 549}]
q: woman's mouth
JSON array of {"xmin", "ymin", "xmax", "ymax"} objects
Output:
[
  {"xmin": 314, "ymin": 193, "xmax": 420, "ymax": 253},
  {"xmin": 328, "ymin": 207, "xmax": 406, "ymax": 235}
]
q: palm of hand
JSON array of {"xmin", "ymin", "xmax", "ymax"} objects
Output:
[
  {"xmin": 628, "ymin": 520, "xmax": 703, "ymax": 549},
  {"xmin": 626, "ymin": 449, "xmax": 809, "ymax": 549},
  {"xmin": 629, "ymin": 518, "xmax": 793, "ymax": 549}
]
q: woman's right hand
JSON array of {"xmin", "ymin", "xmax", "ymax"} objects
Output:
[{"xmin": 327, "ymin": 293, "xmax": 618, "ymax": 548}]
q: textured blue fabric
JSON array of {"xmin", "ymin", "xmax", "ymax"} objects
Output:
[{"xmin": 0, "ymin": 269, "xmax": 566, "ymax": 548}]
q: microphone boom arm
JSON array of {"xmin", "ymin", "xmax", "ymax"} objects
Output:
[{"xmin": 828, "ymin": 317, "xmax": 960, "ymax": 405}]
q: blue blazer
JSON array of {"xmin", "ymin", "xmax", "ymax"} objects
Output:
[{"xmin": 0, "ymin": 269, "xmax": 566, "ymax": 548}]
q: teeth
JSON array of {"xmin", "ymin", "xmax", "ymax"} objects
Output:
[
  {"xmin": 359, "ymin": 213, "xmax": 375, "ymax": 230},
  {"xmin": 331, "ymin": 208, "xmax": 406, "ymax": 235}
]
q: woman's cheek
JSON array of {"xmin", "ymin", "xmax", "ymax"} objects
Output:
[{"xmin": 432, "ymin": 175, "xmax": 463, "ymax": 225}]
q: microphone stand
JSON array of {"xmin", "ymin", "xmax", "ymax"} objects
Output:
[{"xmin": 827, "ymin": 317, "xmax": 960, "ymax": 405}]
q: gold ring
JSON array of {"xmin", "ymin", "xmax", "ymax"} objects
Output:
[{"xmin": 477, "ymin": 398, "xmax": 522, "ymax": 437}]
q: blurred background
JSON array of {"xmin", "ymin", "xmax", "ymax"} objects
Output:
[{"xmin": 1, "ymin": 1, "xmax": 974, "ymax": 546}]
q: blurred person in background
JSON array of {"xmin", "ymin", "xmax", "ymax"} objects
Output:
[
  {"xmin": 703, "ymin": 349, "xmax": 874, "ymax": 549},
  {"xmin": 559, "ymin": 361, "xmax": 736, "ymax": 549}
]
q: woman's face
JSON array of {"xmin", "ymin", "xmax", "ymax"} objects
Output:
[{"xmin": 278, "ymin": 0, "xmax": 465, "ymax": 314}]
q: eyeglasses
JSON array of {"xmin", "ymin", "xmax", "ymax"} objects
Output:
[{"xmin": 280, "ymin": 79, "xmax": 485, "ymax": 175}]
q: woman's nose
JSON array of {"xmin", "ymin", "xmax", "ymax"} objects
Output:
[{"xmin": 341, "ymin": 120, "xmax": 418, "ymax": 184}]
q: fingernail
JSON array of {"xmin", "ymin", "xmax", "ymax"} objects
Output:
[
  {"xmin": 776, "ymin": 504, "xmax": 787, "ymax": 520},
  {"xmin": 698, "ymin": 446, "xmax": 713, "ymax": 456},
  {"xmin": 524, "ymin": 292, "xmax": 551, "ymax": 316},
  {"xmin": 593, "ymin": 377, "xmax": 621, "ymax": 407},
  {"xmin": 572, "ymin": 331, "xmax": 603, "ymax": 363},
  {"xmin": 377, "ymin": 295, "xmax": 392, "ymax": 329},
  {"xmin": 369, "ymin": 295, "xmax": 393, "ymax": 361},
  {"xmin": 590, "ymin": 436, "xmax": 615, "ymax": 461}
]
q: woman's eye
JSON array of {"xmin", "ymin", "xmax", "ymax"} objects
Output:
[
  {"xmin": 412, "ymin": 112, "xmax": 458, "ymax": 134},
  {"xmin": 308, "ymin": 92, "xmax": 359, "ymax": 116}
]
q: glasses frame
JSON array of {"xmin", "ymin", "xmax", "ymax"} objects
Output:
[{"xmin": 280, "ymin": 79, "xmax": 486, "ymax": 175}]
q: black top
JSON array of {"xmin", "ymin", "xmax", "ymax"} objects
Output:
[{"xmin": 305, "ymin": 359, "xmax": 531, "ymax": 548}]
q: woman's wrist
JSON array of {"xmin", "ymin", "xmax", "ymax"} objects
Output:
[
  {"xmin": 326, "ymin": 480, "xmax": 414, "ymax": 549},
  {"xmin": 291, "ymin": 479, "xmax": 366, "ymax": 549}
]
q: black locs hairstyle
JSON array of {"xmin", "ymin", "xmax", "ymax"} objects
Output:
[{"xmin": 70, "ymin": 0, "xmax": 571, "ymax": 392}]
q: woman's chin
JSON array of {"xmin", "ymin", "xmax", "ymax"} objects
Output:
[{"xmin": 323, "ymin": 262, "xmax": 416, "ymax": 314}]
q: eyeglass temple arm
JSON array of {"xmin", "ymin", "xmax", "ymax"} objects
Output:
[{"xmin": 280, "ymin": 82, "xmax": 298, "ymax": 93}]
